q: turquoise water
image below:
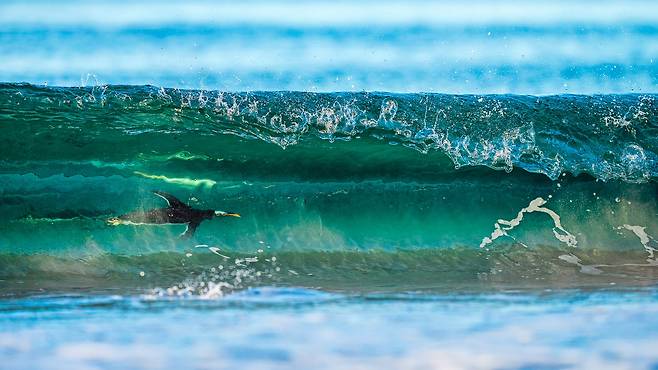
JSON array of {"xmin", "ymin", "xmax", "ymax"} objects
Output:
[{"xmin": 2, "ymin": 1, "xmax": 658, "ymax": 369}]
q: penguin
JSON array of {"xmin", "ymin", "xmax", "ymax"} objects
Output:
[{"xmin": 107, "ymin": 191, "xmax": 240, "ymax": 238}]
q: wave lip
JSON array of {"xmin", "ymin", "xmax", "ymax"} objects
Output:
[{"xmin": 1, "ymin": 84, "xmax": 657, "ymax": 182}]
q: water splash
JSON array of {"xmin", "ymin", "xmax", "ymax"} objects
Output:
[
  {"xmin": 2, "ymin": 84, "xmax": 657, "ymax": 183},
  {"xmin": 146, "ymin": 247, "xmax": 280, "ymax": 299}
]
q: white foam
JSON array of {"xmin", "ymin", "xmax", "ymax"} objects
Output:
[
  {"xmin": 558, "ymin": 254, "xmax": 602, "ymax": 275},
  {"xmin": 133, "ymin": 171, "xmax": 216, "ymax": 188},
  {"xmin": 620, "ymin": 224, "xmax": 658, "ymax": 261},
  {"xmin": 480, "ymin": 197, "xmax": 577, "ymax": 248}
]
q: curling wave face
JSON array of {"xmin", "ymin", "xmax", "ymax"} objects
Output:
[
  {"xmin": 0, "ymin": 84, "xmax": 657, "ymax": 295},
  {"xmin": 1, "ymin": 84, "xmax": 656, "ymax": 182}
]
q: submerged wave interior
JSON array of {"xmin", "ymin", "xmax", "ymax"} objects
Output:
[{"xmin": 0, "ymin": 83, "xmax": 657, "ymax": 296}]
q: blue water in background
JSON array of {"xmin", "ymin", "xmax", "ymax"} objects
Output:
[
  {"xmin": 1, "ymin": 0, "xmax": 658, "ymax": 93},
  {"xmin": 2, "ymin": 1, "xmax": 658, "ymax": 369}
]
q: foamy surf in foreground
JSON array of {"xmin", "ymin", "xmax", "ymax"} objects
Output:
[{"xmin": 4, "ymin": 290, "xmax": 658, "ymax": 370}]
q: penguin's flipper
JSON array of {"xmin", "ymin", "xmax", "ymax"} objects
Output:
[
  {"xmin": 180, "ymin": 222, "xmax": 199, "ymax": 239},
  {"xmin": 153, "ymin": 191, "xmax": 189, "ymax": 209}
]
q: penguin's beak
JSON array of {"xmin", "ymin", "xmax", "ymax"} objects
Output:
[{"xmin": 215, "ymin": 211, "xmax": 241, "ymax": 218}]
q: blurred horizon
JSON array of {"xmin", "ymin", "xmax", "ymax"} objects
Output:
[{"xmin": 1, "ymin": 0, "xmax": 657, "ymax": 93}]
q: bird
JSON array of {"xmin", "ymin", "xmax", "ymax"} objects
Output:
[{"xmin": 107, "ymin": 191, "xmax": 240, "ymax": 238}]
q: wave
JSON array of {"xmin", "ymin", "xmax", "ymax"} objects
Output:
[
  {"xmin": 1, "ymin": 175, "xmax": 656, "ymax": 254},
  {"xmin": 1, "ymin": 83, "xmax": 658, "ymax": 294},
  {"xmin": 1, "ymin": 83, "xmax": 656, "ymax": 183}
]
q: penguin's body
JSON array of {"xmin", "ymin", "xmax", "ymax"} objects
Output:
[{"xmin": 107, "ymin": 191, "xmax": 240, "ymax": 238}]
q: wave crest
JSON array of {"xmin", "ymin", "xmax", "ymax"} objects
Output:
[{"xmin": 1, "ymin": 84, "xmax": 657, "ymax": 182}]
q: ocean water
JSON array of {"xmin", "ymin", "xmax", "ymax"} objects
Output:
[
  {"xmin": 1, "ymin": 1, "xmax": 658, "ymax": 369},
  {"xmin": 2, "ymin": 0, "xmax": 658, "ymax": 94}
]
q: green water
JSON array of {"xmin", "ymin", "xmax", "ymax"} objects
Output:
[{"xmin": 0, "ymin": 84, "xmax": 656, "ymax": 297}]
